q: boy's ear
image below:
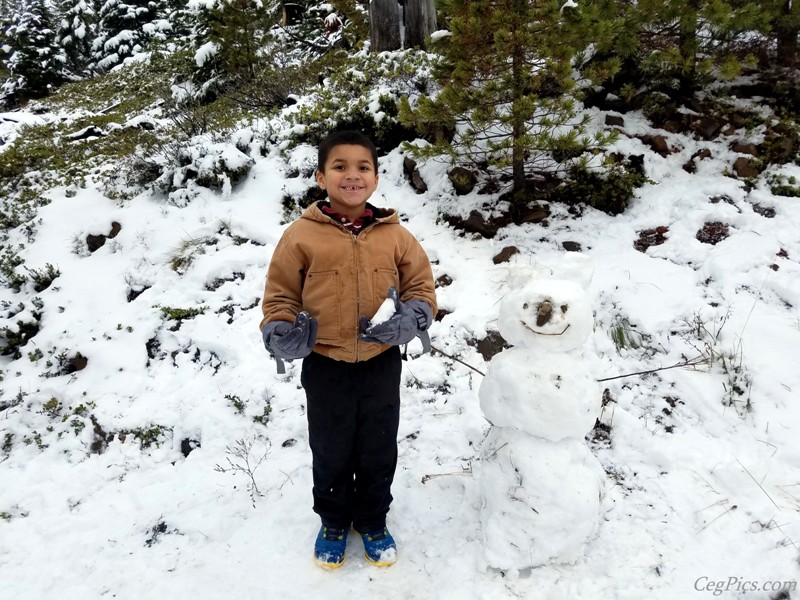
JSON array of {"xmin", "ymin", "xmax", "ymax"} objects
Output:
[{"xmin": 315, "ymin": 170, "xmax": 325, "ymax": 189}]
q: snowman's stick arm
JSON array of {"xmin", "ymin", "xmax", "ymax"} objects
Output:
[
  {"xmin": 430, "ymin": 344, "xmax": 487, "ymax": 376},
  {"xmin": 596, "ymin": 354, "xmax": 707, "ymax": 382}
]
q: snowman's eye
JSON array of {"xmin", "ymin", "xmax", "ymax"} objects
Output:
[
  {"xmin": 523, "ymin": 303, "xmax": 529, "ymax": 310},
  {"xmin": 561, "ymin": 304, "xmax": 568, "ymax": 313}
]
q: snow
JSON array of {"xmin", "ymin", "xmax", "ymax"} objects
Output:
[
  {"xmin": 370, "ymin": 296, "xmax": 397, "ymax": 326},
  {"xmin": 479, "ymin": 349, "xmax": 599, "ymax": 440},
  {"xmin": 1, "ymin": 92, "xmax": 800, "ymax": 599}
]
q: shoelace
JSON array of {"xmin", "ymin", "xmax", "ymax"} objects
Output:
[
  {"xmin": 323, "ymin": 527, "xmax": 346, "ymax": 542},
  {"xmin": 366, "ymin": 529, "xmax": 387, "ymax": 542}
]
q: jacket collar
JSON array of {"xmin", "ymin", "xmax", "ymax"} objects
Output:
[{"xmin": 302, "ymin": 200, "xmax": 398, "ymax": 226}]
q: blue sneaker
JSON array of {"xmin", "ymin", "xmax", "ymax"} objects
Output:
[
  {"xmin": 314, "ymin": 525, "xmax": 348, "ymax": 569},
  {"xmin": 360, "ymin": 527, "xmax": 397, "ymax": 566}
]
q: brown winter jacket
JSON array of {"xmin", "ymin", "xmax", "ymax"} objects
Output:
[{"xmin": 260, "ymin": 201, "xmax": 437, "ymax": 363}]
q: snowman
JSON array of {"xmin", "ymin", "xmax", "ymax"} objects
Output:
[{"xmin": 478, "ymin": 253, "xmax": 605, "ymax": 570}]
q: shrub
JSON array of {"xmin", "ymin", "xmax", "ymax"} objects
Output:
[{"xmin": 549, "ymin": 157, "xmax": 648, "ymax": 215}]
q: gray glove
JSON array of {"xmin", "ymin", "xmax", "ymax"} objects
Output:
[
  {"xmin": 359, "ymin": 287, "xmax": 432, "ymax": 348},
  {"xmin": 262, "ymin": 312, "xmax": 318, "ymax": 373}
]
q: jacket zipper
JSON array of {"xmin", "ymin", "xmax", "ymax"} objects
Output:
[
  {"xmin": 327, "ymin": 214, "xmax": 385, "ymax": 363},
  {"xmin": 352, "ymin": 230, "xmax": 360, "ymax": 362}
]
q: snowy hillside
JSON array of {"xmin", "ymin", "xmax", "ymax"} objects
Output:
[{"xmin": 2, "ymin": 80, "xmax": 800, "ymax": 598}]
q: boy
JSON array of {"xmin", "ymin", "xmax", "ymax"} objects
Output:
[{"xmin": 259, "ymin": 130, "xmax": 437, "ymax": 569}]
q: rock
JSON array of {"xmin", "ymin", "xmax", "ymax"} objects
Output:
[
  {"xmin": 696, "ymin": 222, "xmax": 730, "ymax": 245},
  {"xmin": 641, "ymin": 134, "xmax": 670, "ymax": 156},
  {"xmin": 181, "ymin": 438, "xmax": 200, "ymax": 457},
  {"xmin": 731, "ymin": 141, "xmax": 759, "ymax": 156},
  {"xmin": 605, "ymin": 114, "xmax": 625, "ymax": 127},
  {"xmin": 562, "ymin": 241, "xmax": 582, "ymax": 252},
  {"xmin": 403, "ymin": 157, "xmax": 417, "ymax": 176},
  {"xmin": 434, "ymin": 308, "xmax": 451, "ymax": 322},
  {"xmin": 436, "ymin": 274, "xmax": 453, "ymax": 288},
  {"xmin": 67, "ymin": 353, "xmax": 88, "ymax": 373},
  {"xmin": 448, "ymin": 167, "xmax": 477, "ymax": 195},
  {"xmin": 409, "ymin": 169, "xmax": 427, "ymax": 194},
  {"xmin": 517, "ymin": 203, "xmax": 551, "ymax": 225},
  {"xmin": 751, "ymin": 203, "xmax": 776, "ymax": 218},
  {"xmin": 443, "ymin": 210, "xmax": 513, "ymax": 239},
  {"xmin": 65, "ymin": 125, "xmax": 105, "ymax": 141},
  {"xmin": 109, "ymin": 221, "xmax": 122, "ymax": 238},
  {"xmin": 493, "ymin": 246, "xmax": 519, "ymax": 264},
  {"xmin": 732, "ymin": 157, "xmax": 761, "ymax": 178},
  {"xmin": 634, "ymin": 226, "xmax": 669, "ymax": 252},
  {"xmin": 696, "ymin": 116, "xmax": 725, "ymax": 140},
  {"xmin": 89, "ymin": 416, "xmax": 108, "ymax": 455},
  {"xmin": 682, "ymin": 159, "xmax": 697, "ymax": 173},
  {"xmin": 86, "ymin": 233, "xmax": 107, "ymax": 253},
  {"xmin": 475, "ymin": 330, "xmax": 509, "ymax": 362}
]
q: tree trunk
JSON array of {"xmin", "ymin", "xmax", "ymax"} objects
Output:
[
  {"xmin": 404, "ymin": 0, "xmax": 437, "ymax": 49},
  {"xmin": 370, "ymin": 0, "xmax": 401, "ymax": 52},
  {"xmin": 510, "ymin": 0, "xmax": 526, "ymax": 198},
  {"xmin": 776, "ymin": 0, "xmax": 798, "ymax": 68},
  {"xmin": 678, "ymin": 0, "xmax": 699, "ymax": 96}
]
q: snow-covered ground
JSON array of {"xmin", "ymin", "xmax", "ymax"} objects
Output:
[{"xmin": 2, "ymin": 105, "xmax": 800, "ymax": 599}]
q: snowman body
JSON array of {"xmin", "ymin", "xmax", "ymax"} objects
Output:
[{"xmin": 478, "ymin": 257, "xmax": 604, "ymax": 569}]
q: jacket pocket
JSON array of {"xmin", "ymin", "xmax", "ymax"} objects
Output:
[
  {"xmin": 371, "ymin": 267, "xmax": 399, "ymax": 318},
  {"xmin": 304, "ymin": 270, "xmax": 341, "ymax": 343}
]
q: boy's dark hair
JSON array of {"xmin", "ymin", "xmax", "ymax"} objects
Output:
[{"xmin": 317, "ymin": 130, "xmax": 378, "ymax": 172}]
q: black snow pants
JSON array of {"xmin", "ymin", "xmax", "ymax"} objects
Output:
[{"xmin": 300, "ymin": 346, "xmax": 402, "ymax": 533}]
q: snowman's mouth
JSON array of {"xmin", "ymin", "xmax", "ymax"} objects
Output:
[{"xmin": 519, "ymin": 320, "xmax": 571, "ymax": 336}]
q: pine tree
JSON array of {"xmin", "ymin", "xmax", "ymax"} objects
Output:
[
  {"xmin": 56, "ymin": 0, "xmax": 96, "ymax": 78},
  {"xmin": 163, "ymin": 0, "xmax": 193, "ymax": 46},
  {"xmin": 1, "ymin": 0, "xmax": 67, "ymax": 104},
  {"xmin": 624, "ymin": 0, "xmax": 766, "ymax": 92},
  {"xmin": 400, "ymin": 0, "xmax": 611, "ymax": 202},
  {"xmin": 191, "ymin": 0, "xmax": 275, "ymax": 98},
  {"xmin": 91, "ymin": 0, "xmax": 161, "ymax": 71},
  {"xmin": 758, "ymin": 0, "xmax": 800, "ymax": 68}
]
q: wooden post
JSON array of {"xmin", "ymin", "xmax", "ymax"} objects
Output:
[
  {"xmin": 370, "ymin": 0, "xmax": 401, "ymax": 51},
  {"xmin": 404, "ymin": 0, "xmax": 437, "ymax": 49}
]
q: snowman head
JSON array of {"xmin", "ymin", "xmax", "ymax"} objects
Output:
[{"xmin": 498, "ymin": 255, "xmax": 593, "ymax": 352}]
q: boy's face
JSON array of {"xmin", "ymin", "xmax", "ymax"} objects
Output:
[{"xmin": 316, "ymin": 144, "xmax": 378, "ymax": 218}]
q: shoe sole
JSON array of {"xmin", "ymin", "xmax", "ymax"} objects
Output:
[
  {"xmin": 314, "ymin": 556, "xmax": 345, "ymax": 570},
  {"xmin": 364, "ymin": 552, "xmax": 396, "ymax": 567}
]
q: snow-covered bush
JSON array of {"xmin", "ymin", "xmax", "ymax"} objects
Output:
[
  {"xmin": 283, "ymin": 49, "xmax": 435, "ymax": 150},
  {"xmin": 155, "ymin": 140, "xmax": 255, "ymax": 206}
]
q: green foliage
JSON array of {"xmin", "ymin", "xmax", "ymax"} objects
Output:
[
  {"xmin": 167, "ymin": 235, "xmax": 216, "ymax": 273},
  {"xmin": 253, "ymin": 402, "xmax": 272, "ymax": 426},
  {"xmin": 41, "ymin": 397, "xmax": 64, "ymax": 419},
  {"xmin": 0, "ymin": 247, "xmax": 27, "ymax": 291},
  {"xmin": 226, "ymin": 393, "xmax": 246, "ymax": 414},
  {"xmin": 547, "ymin": 156, "xmax": 648, "ymax": 215},
  {"xmin": 26, "ymin": 263, "xmax": 60, "ymax": 293},
  {"xmin": 766, "ymin": 173, "xmax": 800, "ymax": 197},
  {"xmin": 401, "ymin": 0, "xmax": 614, "ymax": 201},
  {"xmin": 610, "ymin": 318, "xmax": 641, "ymax": 352},
  {"xmin": 1, "ymin": 309, "xmax": 42, "ymax": 360},
  {"xmin": 285, "ymin": 49, "xmax": 432, "ymax": 150},
  {"xmin": 641, "ymin": 92, "xmax": 678, "ymax": 125},
  {"xmin": 119, "ymin": 425, "xmax": 170, "ymax": 449},
  {"xmin": 157, "ymin": 305, "xmax": 208, "ymax": 320}
]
